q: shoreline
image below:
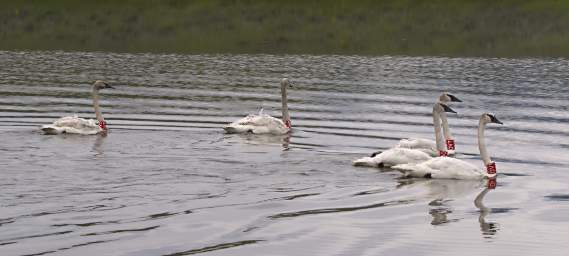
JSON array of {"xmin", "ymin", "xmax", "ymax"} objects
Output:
[{"xmin": 2, "ymin": 0, "xmax": 569, "ymax": 57}]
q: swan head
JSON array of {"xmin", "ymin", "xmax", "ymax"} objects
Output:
[
  {"xmin": 439, "ymin": 92, "xmax": 462, "ymax": 103},
  {"xmin": 482, "ymin": 113, "xmax": 503, "ymax": 125},
  {"xmin": 435, "ymin": 102, "xmax": 457, "ymax": 114},
  {"xmin": 93, "ymin": 80, "xmax": 114, "ymax": 90},
  {"xmin": 281, "ymin": 78, "xmax": 294, "ymax": 88}
]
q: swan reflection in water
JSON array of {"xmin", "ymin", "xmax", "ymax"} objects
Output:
[
  {"xmin": 224, "ymin": 132, "xmax": 292, "ymax": 150},
  {"xmin": 475, "ymin": 179, "xmax": 500, "ymax": 238},
  {"xmin": 92, "ymin": 133, "xmax": 107, "ymax": 156},
  {"xmin": 398, "ymin": 178, "xmax": 503, "ymax": 238}
]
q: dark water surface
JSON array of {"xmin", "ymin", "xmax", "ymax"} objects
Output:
[{"xmin": 1, "ymin": 51, "xmax": 568, "ymax": 256}]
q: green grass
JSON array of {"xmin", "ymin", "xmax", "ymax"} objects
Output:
[{"xmin": 2, "ymin": 0, "xmax": 569, "ymax": 57}]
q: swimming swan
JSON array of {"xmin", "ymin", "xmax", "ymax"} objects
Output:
[
  {"xmin": 224, "ymin": 78, "xmax": 294, "ymax": 135},
  {"xmin": 41, "ymin": 80, "xmax": 114, "ymax": 135},
  {"xmin": 396, "ymin": 92, "xmax": 462, "ymax": 156},
  {"xmin": 392, "ymin": 113, "xmax": 503, "ymax": 179},
  {"xmin": 352, "ymin": 102, "xmax": 457, "ymax": 168}
]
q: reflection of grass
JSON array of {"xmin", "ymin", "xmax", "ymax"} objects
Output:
[{"xmin": 1, "ymin": 0, "xmax": 569, "ymax": 57}]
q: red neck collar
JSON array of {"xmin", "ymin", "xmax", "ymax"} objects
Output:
[
  {"xmin": 486, "ymin": 162, "xmax": 496, "ymax": 175},
  {"xmin": 284, "ymin": 120, "xmax": 291, "ymax": 129},
  {"xmin": 487, "ymin": 178, "xmax": 497, "ymax": 189},
  {"xmin": 445, "ymin": 139, "xmax": 455, "ymax": 150},
  {"xmin": 99, "ymin": 120, "xmax": 107, "ymax": 130}
]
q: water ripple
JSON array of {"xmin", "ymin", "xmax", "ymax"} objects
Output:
[{"xmin": 1, "ymin": 51, "xmax": 568, "ymax": 256}]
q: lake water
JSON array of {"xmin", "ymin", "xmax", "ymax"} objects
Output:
[{"xmin": 1, "ymin": 51, "xmax": 568, "ymax": 256}]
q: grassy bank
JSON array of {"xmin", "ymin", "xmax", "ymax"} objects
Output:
[{"xmin": 1, "ymin": 0, "xmax": 569, "ymax": 57}]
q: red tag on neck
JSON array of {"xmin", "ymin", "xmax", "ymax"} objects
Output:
[
  {"xmin": 99, "ymin": 120, "xmax": 107, "ymax": 130},
  {"xmin": 487, "ymin": 178, "xmax": 497, "ymax": 189},
  {"xmin": 486, "ymin": 162, "xmax": 496, "ymax": 175},
  {"xmin": 284, "ymin": 120, "xmax": 291, "ymax": 129},
  {"xmin": 438, "ymin": 150, "xmax": 448, "ymax": 157},
  {"xmin": 446, "ymin": 139, "xmax": 455, "ymax": 150}
]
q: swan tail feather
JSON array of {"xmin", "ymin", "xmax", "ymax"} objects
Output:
[
  {"xmin": 41, "ymin": 126, "xmax": 62, "ymax": 135},
  {"xmin": 353, "ymin": 157, "xmax": 380, "ymax": 167},
  {"xmin": 223, "ymin": 125, "xmax": 252, "ymax": 134}
]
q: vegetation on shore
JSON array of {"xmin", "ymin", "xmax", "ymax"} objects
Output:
[{"xmin": 1, "ymin": 0, "xmax": 569, "ymax": 57}]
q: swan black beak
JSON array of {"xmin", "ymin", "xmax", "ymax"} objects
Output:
[
  {"xmin": 447, "ymin": 94, "xmax": 462, "ymax": 102},
  {"xmin": 440, "ymin": 103, "xmax": 457, "ymax": 114},
  {"xmin": 105, "ymin": 83, "xmax": 115, "ymax": 89},
  {"xmin": 492, "ymin": 116, "xmax": 503, "ymax": 125}
]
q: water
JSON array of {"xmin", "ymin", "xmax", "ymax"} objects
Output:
[{"xmin": 1, "ymin": 51, "xmax": 569, "ymax": 256}]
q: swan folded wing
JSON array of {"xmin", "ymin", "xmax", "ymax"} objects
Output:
[
  {"xmin": 353, "ymin": 148, "xmax": 431, "ymax": 167},
  {"xmin": 396, "ymin": 138, "xmax": 437, "ymax": 156},
  {"xmin": 52, "ymin": 116, "xmax": 98, "ymax": 128},
  {"xmin": 224, "ymin": 114, "xmax": 288, "ymax": 134},
  {"xmin": 393, "ymin": 157, "xmax": 484, "ymax": 180},
  {"xmin": 42, "ymin": 116, "xmax": 101, "ymax": 135},
  {"xmin": 397, "ymin": 138, "xmax": 435, "ymax": 148}
]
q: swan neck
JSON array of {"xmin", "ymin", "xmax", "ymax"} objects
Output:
[
  {"xmin": 478, "ymin": 117, "xmax": 492, "ymax": 165},
  {"xmin": 433, "ymin": 108, "xmax": 445, "ymax": 152},
  {"xmin": 440, "ymin": 112, "xmax": 452, "ymax": 140},
  {"xmin": 281, "ymin": 83, "xmax": 290, "ymax": 126},
  {"xmin": 92, "ymin": 88, "xmax": 103, "ymax": 122}
]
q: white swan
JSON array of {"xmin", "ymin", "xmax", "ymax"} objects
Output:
[
  {"xmin": 392, "ymin": 113, "xmax": 503, "ymax": 179},
  {"xmin": 352, "ymin": 102, "xmax": 457, "ymax": 168},
  {"xmin": 396, "ymin": 92, "xmax": 462, "ymax": 156},
  {"xmin": 224, "ymin": 78, "xmax": 293, "ymax": 135},
  {"xmin": 41, "ymin": 80, "xmax": 114, "ymax": 135}
]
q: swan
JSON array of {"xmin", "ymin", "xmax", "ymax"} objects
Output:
[
  {"xmin": 396, "ymin": 92, "xmax": 462, "ymax": 156},
  {"xmin": 352, "ymin": 102, "xmax": 457, "ymax": 168},
  {"xmin": 392, "ymin": 113, "xmax": 503, "ymax": 180},
  {"xmin": 41, "ymin": 80, "xmax": 114, "ymax": 135},
  {"xmin": 224, "ymin": 78, "xmax": 294, "ymax": 135}
]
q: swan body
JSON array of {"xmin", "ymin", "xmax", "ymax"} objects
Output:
[
  {"xmin": 353, "ymin": 148, "xmax": 432, "ymax": 168},
  {"xmin": 395, "ymin": 138, "xmax": 437, "ymax": 156},
  {"xmin": 41, "ymin": 80, "xmax": 113, "ymax": 135},
  {"xmin": 223, "ymin": 113, "xmax": 289, "ymax": 135},
  {"xmin": 395, "ymin": 92, "xmax": 461, "ymax": 156},
  {"xmin": 393, "ymin": 157, "xmax": 485, "ymax": 180},
  {"xmin": 353, "ymin": 102, "xmax": 456, "ymax": 168},
  {"xmin": 393, "ymin": 113, "xmax": 503, "ymax": 180},
  {"xmin": 41, "ymin": 115, "xmax": 103, "ymax": 135},
  {"xmin": 224, "ymin": 78, "xmax": 293, "ymax": 135}
]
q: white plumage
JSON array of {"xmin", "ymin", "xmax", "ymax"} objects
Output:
[
  {"xmin": 41, "ymin": 115, "xmax": 103, "ymax": 135},
  {"xmin": 392, "ymin": 113, "xmax": 503, "ymax": 180},
  {"xmin": 393, "ymin": 157, "xmax": 485, "ymax": 180},
  {"xmin": 395, "ymin": 138, "xmax": 437, "ymax": 156},
  {"xmin": 224, "ymin": 78, "xmax": 293, "ymax": 135},
  {"xmin": 353, "ymin": 102, "xmax": 456, "ymax": 168},
  {"xmin": 395, "ymin": 92, "xmax": 461, "ymax": 156},
  {"xmin": 40, "ymin": 80, "xmax": 113, "ymax": 135},
  {"xmin": 223, "ymin": 113, "xmax": 289, "ymax": 135},
  {"xmin": 353, "ymin": 148, "xmax": 432, "ymax": 168}
]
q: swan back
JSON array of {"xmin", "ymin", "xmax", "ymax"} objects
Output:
[
  {"xmin": 224, "ymin": 78, "xmax": 293, "ymax": 135},
  {"xmin": 393, "ymin": 157, "xmax": 484, "ymax": 180},
  {"xmin": 224, "ymin": 114, "xmax": 289, "ymax": 134},
  {"xmin": 353, "ymin": 148, "xmax": 431, "ymax": 168},
  {"xmin": 41, "ymin": 116, "xmax": 103, "ymax": 135}
]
